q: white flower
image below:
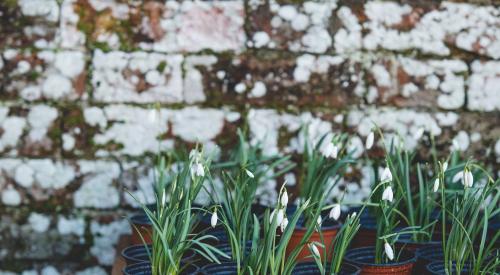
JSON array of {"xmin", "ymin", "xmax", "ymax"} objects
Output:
[
  {"xmin": 191, "ymin": 162, "xmax": 205, "ymax": 178},
  {"xmin": 463, "ymin": 170, "xmax": 473, "ymax": 188},
  {"xmin": 245, "ymin": 169, "xmax": 255, "ymax": 178},
  {"xmin": 381, "ymin": 167, "xmax": 393, "ymax": 182},
  {"xmin": 161, "ymin": 191, "xmax": 166, "ymax": 206},
  {"xmin": 331, "ymin": 145, "xmax": 339, "ymax": 159},
  {"xmin": 433, "ymin": 178, "xmax": 440, "ymax": 193},
  {"xmin": 384, "ymin": 242, "xmax": 394, "ymax": 260},
  {"xmin": 275, "ymin": 209, "xmax": 284, "ymax": 226},
  {"xmin": 317, "ymin": 216, "xmax": 322, "ymax": 226},
  {"xmin": 452, "ymin": 171, "xmax": 464, "ymax": 183},
  {"xmin": 365, "ymin": 131, "xmax": 374, "ymax": 149},
  {"xmin": 321, "ymin": 143, "xmax": 337, "ymax": 158},
  {"xmin": 309, "ymin": 243, "xmax": 320, "ymax": 258},
  {"xmin": 382, "ymin": 186, "xmax": 394, "ymax": 202},
  {"xmin": 280, "ymin": 217, "xmax": 289, "ymax": 232},
  {"xmin": 329, "ymin": 204, "xmax": 341, "ymax": 220},
  {"xmin": 350, "ymin": 212, "xmax": 357, "ymax": 219},
  {"xmin": 280, "ymin": 190, "xmax": 288, "ymax": 207},
  {"xmin": 442, "ymin": 162, "xmax": 448, "ymax": 172},
  {"xmin": 211, "ymin": 210, "xmax": 218, "ymax": 228}
]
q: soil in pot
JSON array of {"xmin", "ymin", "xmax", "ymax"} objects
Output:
[
  {"xmin": 286, "ymin": 217, "xmax": 341, "ymax": 261},
  {"xmin": 123, "ymin": 262, "xmax": 199, "ymax": 275},
  {"xmin": 293, "ymin": 262, "xmax": 361, "ymax": 275},
  {"xmin": 426, "ymin": 261, "xmax": 472, "ymax": 275},
  {"xmin": 130, "ymin": 213, "xmax": 153, "ymax": 245},
  {"xmin": 200, "ymin": 262, "xmax": 238, "ymax": 275},
  {"xmin": 344, "ymin": 246, "xmax": 416, "ymax": 275}
]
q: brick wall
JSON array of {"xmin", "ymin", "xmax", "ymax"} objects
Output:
[{"xmin": 0, "ymin": 0, "xmax": 499, "ymax": 273}]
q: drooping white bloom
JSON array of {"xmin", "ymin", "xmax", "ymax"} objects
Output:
[
  {"xmin": 384, "ymin": 242, "xmax": 394, "ymax": 260},
  {"xmin": 365, "ymin": 131, "xmax": 374, "ymax": 149},
  {"xmin": 442, "ymin": 162, "xmax": 448, "ymax": 172},
  {"xmin": 433, "ymin": 178, "xmax": 440, "ymax": 193},
  {"xmin": 463, "ymin": 170, "xmax": 473, "ymax": 188},
  {"xmin": 280, "ymin": 217, "xmax": 289, "ymax": 233},
  {"xmin": 191, "ymin": 162, "xmax": 205, "ymax": 178},
  {"xmin": 280, "ymin": 190, "xmax": 288, "ymax": 207},
  {"xmin": 276, "ymin": 209, "xmax": 284, "ymax": 226},
  {"xmin": 331, "ymin": 145, "xmax": 338, "ymax": 159},
  {"xmin": 381, "ymin": 167, "xmax": 393, "ymax": 182},
  {"xmin": 309, "ymin": 243, "xmax": 320, "ymax": 258},
  {"xmin": 321, "ymin": 142, "xmax": 337, "ymax": 158},
  {"xmin": 317, "ymin": 216, "xmax": 322, "ymax": 226},
  {"xmin": 382, "ymin": 186, "xmax": 394, "ymax": 202},
  {"xmin": 452, "ymin": 171, "xmax": 464, "ymax": 183},
  {"xmin": 245, "ymin": 169, "xmax": 255, "ymax": 178},
  {"xmin": 211, "ymin": 210, "xmax": 218, "ymax": 228},
  {"xmin": 329, "ymin": 204, "xmax": 341, "ymax": 220}
]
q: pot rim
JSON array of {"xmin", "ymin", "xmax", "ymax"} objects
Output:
[
  {"xmin": 130, "ymin": 213, "xmax": 153, "ymax": 226},
  {"xmin": 121, "ymin": 244, "xmax": 152, "ymax": 263},
  {"xmin": 345, "ymin": 246, "xmax": 417, "ymax": 267}
]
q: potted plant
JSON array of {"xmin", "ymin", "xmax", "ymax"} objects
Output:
[
  {"xmin": 344, "ymin": 163, "xmax": 418, "ymax": 274},
  {"xmin": 126, "ymin": 149, "xmax": 228, "ymax": 274},
  {"xmin": 429, "ymin": 163, "xmax": 500, "ymax": 274},
  {"xmin": 289, "ymin": 132, "xmax": 355, "ymax": 260}
]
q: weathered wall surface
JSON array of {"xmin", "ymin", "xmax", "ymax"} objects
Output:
[{"xmin": 0, "ymin": 0, "xmax": 499, "ymax": 273}]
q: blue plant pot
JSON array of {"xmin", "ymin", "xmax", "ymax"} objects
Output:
[
  {"xmin": 122, "ymin": 244, "xmax": 152, "ymax": 265},
  {"xmin": 123, "ymin": 262, "xmax": 200, "ymax": 275},
  {"xmin": 426, "ymin": 261, "xmax": 472, "ymax": 275},
  {"xmin": 415, "ymin": 245, "xmax": 443, "ymax": 275},
  {"xmin": 293, "ymin": 262, "xmax": 361, "ymax": 275},
  {"xmin": 200, "ymin": 262, "xmax": 238, "ymax": 275}
]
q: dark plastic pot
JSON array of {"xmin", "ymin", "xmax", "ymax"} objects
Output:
[
  {"xmin": 130, "ymin": 213, "xmax": 153, "ymax": 245},
  {"xmin": 287, "ymin": 217, "xmax": 341, "ymax": 261},
  {"xmin": 344, "ymin": 246, "xmax": 416, "ymax": 275},
  {"xmin": 203, "ymin": 227, "xmax": 229, "ymax": 245},
  {"xmin": 395, "ymin": 233, "xmax": 441, "ymax": 252},
  {"xmin": 200, "ymin": 262, "xmax": 238, "ymax": 275},
  {"xmin": 426, "ymin": 261, "xmax": 472, "ymax": 275},
  {"xmin": 122, "ymin": 244, "xmax": 152, "ymax": 265},
  {"xmin": 415, "ymin": 245, "xmax": 443, "ymax": 275},
  {"xmin": 293, "ymin": 262, "xmax": 361, "ymax": 275},
  {"xmin": 123, "ymin": 262, "xmax": 199, "ymax": 275}
]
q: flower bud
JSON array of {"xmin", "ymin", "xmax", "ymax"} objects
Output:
[
  {"xmin": 365, "ymin": 131, "xmax": 374, "ymax": 150},
  {"xmin": 384, "ymin": 242, "xmax": 394, "ymax": 260},
  {"xmin": 329, "ymin": 204, "xmax": 341, "ymax": 220}
]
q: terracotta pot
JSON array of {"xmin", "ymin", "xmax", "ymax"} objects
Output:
[
  {"xmin": 426, "ymin": 261, "xmax": 472, "ymax": 275},
  {"xmin": 293, "ymin": 262, "xmax": 361, "ymax": 275},
  {"xmin": 130, "ymin": 213, "xmax": 153, "ymax": 245},
  {"xmin": 344, "ymin": 246, "xmax": 416, "ymax": 275},
  {"xmin": 286, "ymin": 219, "xmax": 341, "ymax": 262},
  {"xmin": 351, "ymin": 215, "xmax": 377, "ymax": 248}
]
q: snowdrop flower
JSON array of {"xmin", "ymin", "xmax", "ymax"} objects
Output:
[
  {"xmin": 433, "ymin": 178, "xmax": 440, "ymax": 193},
  {"xmin": 463, "ymin": 170, "xmax": 473, "ymax": 188},
  {"xmin": 272, "ymin": 209, "xmax": 284, "ymax": 226},
  {"xmin": 329, "ymin": 204, "xmax": 341, "ymax": 220},
  {"xmin": 442, "ymin": 162, "xmax": 448, "ymax": 172},
  {"xmin": 317, "ymin": 216, "xmax": 322, "ymax": 226},
  {"xmin": 211, "ymin": 210, "xmax": 218, "ymax": 228},
  {"xmin": 382, "ymin": 186, "xmax": 394, "ymax": 202},
  {"xmin": 280, "ymin": 190, "xmax": 288, "ymax": 207},
  {"xmin": 384, "ymin": 242, "xmax": 394, "ymax": 260},
  {"xmin": 191, "ymin": 162, "xmax": 204, "ymax": 178},
  {"xmin": 365, "ymin": 131, "xmax": 374, "ymax": 149},
  {"xmin": 309, "ymin": 243, "xmax": 320, "ymax": 258},
  {"xmin": 280, "ymin": 217, "xmax": 289, "ymax": 232},
  {"xmin": 381, "ymin": 167, "xmax": 393, "ymax": 182},
  {"xmin": 321, "ymin": 143, "xmax": 338, "ymax": 159},
  {"xmin": 245, "ymin": 169, "xmax": 255, "ymax": 178},
  {"xmin": 452, "ymin": 171, "xmax": 464, "ymax": 183}
]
